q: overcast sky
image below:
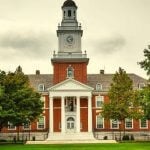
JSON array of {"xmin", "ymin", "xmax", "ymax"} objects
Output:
[{"xmin": 0, "ymin": 0, "xmax": 150, "ymax": 78}]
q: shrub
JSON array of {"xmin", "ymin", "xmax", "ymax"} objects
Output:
[
  {"xmin": 103, "ymin": 136, "xmax": 108, "ymax": 140},
  {"xmin": 130, "ymin": 134, "xmax": 135, "ymax": 141},
  {"xmin": 122, "ymin": 135, "xmax": 130, "ymax": 141}
]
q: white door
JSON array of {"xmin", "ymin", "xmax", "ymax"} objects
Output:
[{"xmin": 66, "ymin": 117, "xmax": 75, "ymax": 132}]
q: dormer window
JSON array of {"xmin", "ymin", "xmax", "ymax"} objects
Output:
[
  {"xmin": 38, "ymin": 84, "xmax": 45, "ymax": 91},
  {"xmin": 138, "ymin": 83, "xmax": 145, "ymax": 90},
  {"xmin": 96, "ymin": 83, "xmax": 102, "ymax": 91},
  {"xmin": 67, "ymin": 66, "xmax": 74, "ymax": 78}
]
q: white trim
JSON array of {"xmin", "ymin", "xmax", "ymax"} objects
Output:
[
  {"xmin": 96, "ymin": 115, "xmax": 104, "ymax": 129},
  {"xmin": 125, "ymin": 118, "xmax": 133, "ymax": 129},
  {"xmin": 23, "ymin": 123, "xmax": 31, "ymax": 130},
  {"xmin": 41, "ymin": 96, "xmax": 46, "ymax": 109},
  {"xmin": 95, "ymin": 96, "xmax": 104, "ymax": 108},
  {"xmin": 37, "ymin": 116, "xmax": 45, "ymax": 130},
  {"xmin": 110, "ymin": 119, "xmax": 119, "ymax": 129},
  {"xmin": 96, "ymin": 83, "xmax": 102, "ymax": 91},
  {"xmin": 8, "ymin": 122, "xmax": 16, "ymax": 130},
  {"xmin": 48, "ymin": 78, "xmax": 94, "ymax": 92},
  {"xmin": 140, "ymin": 119, "xmax": 148, "ymax": 129},
  {"xmin": 38, "ymin": 84, "xmax": 45, "ymax": 91}
]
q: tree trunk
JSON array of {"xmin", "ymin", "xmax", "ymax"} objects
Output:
[
  {"xmin": 123, "ymin": 119, "xmax": 126, "ymax": 136},
  {"xmin": 17, "ymin": 126, "xmax": 20, "ymax": 141}
]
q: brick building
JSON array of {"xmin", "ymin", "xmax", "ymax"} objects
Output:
[{"xmin": 1, "ymin": 0, "xmax": 149, "ymax": 141}]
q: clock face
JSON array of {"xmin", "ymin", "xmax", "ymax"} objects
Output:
[{"xmin": 66, "ymin": 35, "xmax": 74, "ymax": 45}]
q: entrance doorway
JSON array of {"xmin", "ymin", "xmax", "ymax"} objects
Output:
[{"xmin": 66, "ymin": 117, "xmax": 75, "ymax": 132}]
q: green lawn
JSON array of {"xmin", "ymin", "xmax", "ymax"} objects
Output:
[{"xmin": 0, "ymin": 143, "xmax": 150, "ymax": 150}]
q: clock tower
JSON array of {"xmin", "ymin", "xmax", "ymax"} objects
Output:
[
  {"xmin": 51, "ymin": 0, "xmax": 89, "ymax": 84},
  {"xmin": 58, "ymin": 0, "xmax": 82, "ymax": 53}
]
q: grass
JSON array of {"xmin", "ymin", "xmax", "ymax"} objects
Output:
[{"xmin": 0, "ymin": 143, "xmax": 150, "ymax": 150}]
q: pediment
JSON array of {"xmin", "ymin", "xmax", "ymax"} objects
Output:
[{"xmin": 48, "ymin": 78, "xmax": 93, "ymax": 91}]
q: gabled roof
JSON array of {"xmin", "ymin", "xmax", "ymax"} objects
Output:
[
  {"xmin": 48, "ymin": 78, "xmax": 94, "ymax": 91},
  {"xmin": 28, "ymin": 73, "xmax": 147, "ymax": 92}
]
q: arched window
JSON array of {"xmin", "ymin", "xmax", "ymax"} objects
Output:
[
  {"xmin": 67, "ymin": 117, "xmax": 74, "ymax": 121},
  {"xmin": 96, "ymin": 83, "xmax": 102, "ymax": 91},
  {"xmin": 68, "ymin": 10, "xmax": 71, "ymax": 17},
  {"xmin": 67, "ymin": 66, "xmax": 74, "ymax": 78}
]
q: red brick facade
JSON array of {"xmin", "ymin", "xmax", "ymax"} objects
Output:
[{"xmin": 52, "ymin": 62, "xmax": 88, "ymax": 84}]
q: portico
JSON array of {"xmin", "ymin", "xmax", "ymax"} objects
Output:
[{"xmin": 47, "ymin": 78, "xmax": 94, "ymax": 140}]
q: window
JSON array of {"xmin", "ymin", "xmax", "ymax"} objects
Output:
[
  {"xmin": 96, "ymin": 115, "xmax": 104, "ymax": 129},
  {"xmin": 96, "ymin": 96, "xmax": 104, "ymax": 108},
  {"xmin": 23, "ymin": 123, "xmax": 30, "ymax": 130},
  {"xmin": 125, "ymin": 118, "xmax": 133, "ymax": 129},
  {"xmin": 68, "ymin": 10, "xmax": 71, "ymax": 17},
  {"xmin": 38, "ymin": 84, "xmax": 45, "ymax": 91},
  {"xmin": 40, "ymin": 96, "xmax": 45, "ymax": 108},
  {"xmin": 37, "ymin": 116, "xmax": 45, "ymax": 129},
  {"xmin": 138, "ymin": 83, "xmax": 145, "ymax": 89},
  {"xmin": 96, "ymin": 83, "xmax": 102, "ymax": 91},
  {"xmin": 111, "ymin": 119, "xmax": 119, "ymax": 129},
  {"xmin": 67, "ymin": 66, "xmax": 74, "ymax": 78},
  {"xmin": 8, "ymin": 122, "xmax": 16, "ymax": 130},
  {"xmin": 140, "ymin": 118, "xmax": 148, "ymax": 129}
]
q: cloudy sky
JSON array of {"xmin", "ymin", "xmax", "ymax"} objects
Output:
[{"xmin": 0, "ymin": 0, "xmax": 150, "ymax": 78}]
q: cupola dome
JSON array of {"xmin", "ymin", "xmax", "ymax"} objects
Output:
[{"xmin": 62, "ymin": 0, "xmax": 77, "ymax": 8}]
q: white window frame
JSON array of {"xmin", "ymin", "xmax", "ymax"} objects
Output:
[
  {"xmin": 125, "ymin": 118, "xmax": 133, "ymax": 129},
  {"xmin": 110, "ymin": 119, "xmax": 119, "ymax": 129},
  {"xmin": 37, "ymin": 116, "xmax": 45, "ymax": 130},
  {"xmin": 140, "ymin": 118, "xmax": 148, "ymax": 129},
  {"xmin": 38, "ymin": 84, "xmax": 45, "ymax": 91},
  {"xmin": 96, "ymin": 96, "xmax": 104, "ymax": 108},
  {"xmin": 96, "ymin": 115, "xmax": 104, "ymax": 129},
  {"xmin": 8, "ymin": 122, "xmax": 16, "ymax": 130},
  {"xmin": 96, "ymin": 83, "xmax": 102, "ymax": 91},
  {"xmin": 138, "ymin": 83, "xmax": 145, "ymax": 90},
  {"xmin": 23, "ymin": 123, "xmax": 31, "ymax": 130},
  {"xmin": 67, "ymin": 66, "xmax": 74, "ymax": 78},
  {"xmin": 40, "ymin": 96, "xmax": 45, "ymax": 109}
]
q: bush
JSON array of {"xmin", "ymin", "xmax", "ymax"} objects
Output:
[
  {"xmin": 103, "ymin": 136, "xmax": 108, "ymax": 140},
  {"xmin": 130, "ymin": 134, "xmax": 134, "ymax": 141},
  {"xmin": 0, "ymin": 139, "xmax": 7, "ymax": 142},
  {"xmin": 122, "ymin": 135, "xmax": 130, "ymax": 141}
]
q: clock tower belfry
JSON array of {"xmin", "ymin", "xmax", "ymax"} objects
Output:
[
  {"xmin": 51, "ymin": 0, "xmax": 89, "ymax": 84},
  {"xmin": 58, "ymin": 0, "xmax": 82, "ymax": 53}
]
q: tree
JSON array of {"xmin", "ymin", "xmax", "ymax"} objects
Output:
[
  {"xmin": 0, "ymin": 70, "xmax": 13, "ymax": 131},
  {"xmin": 102, "ymin": 68, "xmax": 142, "ymax": 139},
  {"xmin": 0, "ymin": 66, "xmax": 43, "ymax": 140},
  {"xmin": 140, "ymin": 87, "xmax": 150, "ymax": 120},
  {"xmin": 139, "ymin": 45, "xmax": 150, "ymax": 121},
  {"xmin": 139, "ymin": 46, "xmax": 150, "ymax": 76}
]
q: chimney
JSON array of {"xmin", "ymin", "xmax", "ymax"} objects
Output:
[
  {"xmin": 100, "ymin": 70, "xmax": 104, "ymax": 75},
  {"xmin": 36, "ymin": 70, "xmax": 40, "ymax": 75}
]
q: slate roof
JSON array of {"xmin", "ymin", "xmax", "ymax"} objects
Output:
[{"xmin": 28, "ymin": 73, "xmax": 147, "ymax": 92}]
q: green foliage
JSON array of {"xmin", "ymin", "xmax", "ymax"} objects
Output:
[
  {"xmin": 139, "ymin": 86, "xmax": 150, "ymax": 120},
  {"xmin": 122, "ymin": 135, "xmax": 130, "ymax": 141},
  {"xmin": 0, "ymin": 66, "xmax": 43, "ymax": 131},
  {"xmin": 139, "ymin": 47, "xmax": 150, "ymax": 77},
  {"xmin": 102, "ymin": 68, "xmax": 141, "ymax": 121}
]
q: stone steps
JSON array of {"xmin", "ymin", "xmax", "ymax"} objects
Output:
[{"xmin": 26, "ymin": 140, "xmax": 117, "ymax": 144}]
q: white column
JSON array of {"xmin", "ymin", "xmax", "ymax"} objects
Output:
[
  {"xmin": 61, "ymin": 97, "xmax": 65, "ymax": 133},
  {"xmin": 88, "ymin": 96, "xmax": 92, "ymax": 132},
  {"xmin": 76, "ymin": 96, "xmax": 80, "ymax": 132},
  {"xmin": 50, "ymin": 97, "xmax": 53, "ymax": 133}
]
